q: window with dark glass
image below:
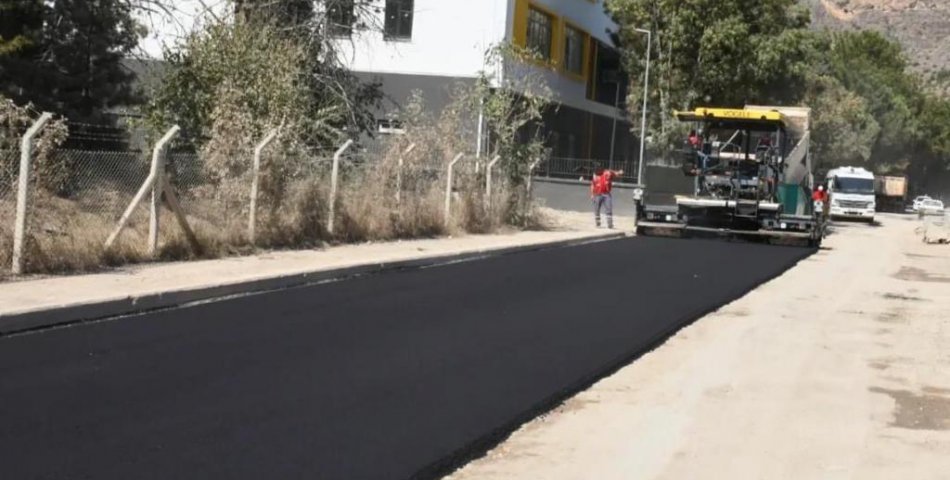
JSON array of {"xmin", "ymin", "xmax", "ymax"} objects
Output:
[
  {"xmin": 384, "ymin": 0, "xmax": 414, "ymax": 40},
  {"xmin": 328, "ymin": 0, "xmax": 355, "ymax": 37},
  {"xmin": 526, "ymin": 7, "xmax": 553, "ymax": 60},
  {"xmin": 564, "ymin": 26, "xmax": 585, "ymax": 75}
]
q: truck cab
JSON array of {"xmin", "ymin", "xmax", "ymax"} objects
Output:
[{"xmin": 826, "ymin": 167, "xmax": 876, "ymax": 222}]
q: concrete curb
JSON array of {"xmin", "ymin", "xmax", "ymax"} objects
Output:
[{"xmin": 0, "ymin": 232, "xmax": 627, "ymax": 336}]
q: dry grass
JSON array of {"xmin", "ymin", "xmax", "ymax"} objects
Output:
[
  {"xmin": 1, "ymin": 86, "xmax": 547, "ymax": 277},
  {"xmin": 0, "ymin": 194, "xmax": 195, "ymax": 278},
  {"xmin": 0, "ymin": 141, "xmax": 546, "ymax": 278}
]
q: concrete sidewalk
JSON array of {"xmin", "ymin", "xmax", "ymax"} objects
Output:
[{"xmin": 0, "ymin": 212, "xmax": 627, "ymax": 334}]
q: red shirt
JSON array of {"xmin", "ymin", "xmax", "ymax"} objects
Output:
[
  {"xmin": 812, "ymin": 190, "xmax": 828, "ymax": 202},
  {"xmin": 688, "ymin": 134, "xmax": 702, "ymax": 149},
  {"xmin": 592, "ymin": 171, "xmax": 617, "ymax": 195}
]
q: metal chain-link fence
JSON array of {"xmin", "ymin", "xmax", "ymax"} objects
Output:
[
  {"xmin": 1, "ymin": 148, "xmax": 20, "ymax": 274},
  {"xmin": 22, "ymin": 149, "xmax": 151, "ymax": 272},
  {"xmin": 1, "ymin": 149, "xmax": 19, "ymax": 200},
  {"xmin": 3, "ymin": 125, "xmax": 555, "ymax": 276}
]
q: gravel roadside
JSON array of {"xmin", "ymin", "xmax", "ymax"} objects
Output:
[{"xmin": 447, "ymin": 213, "xmax": 950, "ymax": 480}]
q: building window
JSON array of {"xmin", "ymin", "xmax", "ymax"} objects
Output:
[
  {"xmin": 526, "ymin": 7, "xmax": 553, "ymax": 60},
  {"xmin": 384, "ymin": 0, "xmax": 414, "ymax": 40},
  {"xmin": 328, "ymin": 0, "xmax": 355, "ymax": 37},
  {"xmin": 564, "ymin": 25, "xmax": 585, "ymax": 75}
]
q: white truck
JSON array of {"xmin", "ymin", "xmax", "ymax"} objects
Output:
[{"xmin": 826, "ymin": 166, "xmax": 876, "ymax": 222}]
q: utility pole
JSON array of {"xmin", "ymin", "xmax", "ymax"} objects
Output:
[{"xmin": 634, "ymin": 27, "xmax": 652, "ymax": 185}]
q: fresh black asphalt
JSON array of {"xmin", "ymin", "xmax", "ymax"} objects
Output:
[{"xmin": 0, "ymin": 237, "xmax": 812, "ymax": 480}]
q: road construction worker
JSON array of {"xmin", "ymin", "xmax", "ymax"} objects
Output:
[
  {"xmin": 812, "ymin": 185, "xmax": 829, "ymax": 219},
  {"xmin": 687, "ymin": 130, "xmax": 702, "ymax": 150},
  {"xmin": 591, "ymin": 166, "xmax": 624, "ymax": 229}
]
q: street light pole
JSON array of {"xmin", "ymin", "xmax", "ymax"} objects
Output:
[
  {"xmin": 634, "ymin": 27, "xmax": 652, "ymax": 186},
  {"xmin": 608, "ymin": 80, "xmax": 621, "ymax": 171}
]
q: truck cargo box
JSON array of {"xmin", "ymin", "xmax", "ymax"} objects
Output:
[
  {"xmin": 874, "ymin": 175, "xmax": 908, "ymax": 213},
  {"xmin": 874, "ymin": 176, "xmax": 907, "ymax": 197}
]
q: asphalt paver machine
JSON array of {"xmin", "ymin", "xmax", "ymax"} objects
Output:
[{"xmin": 635, "ymin": 106, "xmax": 825, "ymax": 247}]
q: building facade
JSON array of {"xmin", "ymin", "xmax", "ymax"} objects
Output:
[{"xmin": 336, "ymin": 0, "xmax": 636, "ymax": 173}]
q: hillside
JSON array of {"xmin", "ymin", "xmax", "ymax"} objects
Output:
[{"xmin": 807, "ymin": 0, "xmax": 950, "ymax": 78}]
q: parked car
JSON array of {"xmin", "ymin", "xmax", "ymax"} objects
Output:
[
  {"xmin": 912, "ymin": 195, "xmax": 933, "ymax": 212},
  {"xmin": 918, "ymin": 199, "xmax": 946, "ymax": 216}
]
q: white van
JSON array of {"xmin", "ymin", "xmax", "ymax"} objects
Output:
[{"xmin": 827, "ymin": 167, "xmax": 876, "ymax": 222}]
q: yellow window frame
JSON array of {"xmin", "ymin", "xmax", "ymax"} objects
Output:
[
  {"xmin": 513, "ymin": 0, "xmax": 595, "ymax": 83},
  {"xmin": 560, "ymin": 21, "xmax": 590, "ymax": 83},
  {"xmin": 513, "ymin": 0, "xmax": 561, "ymax": 68}
]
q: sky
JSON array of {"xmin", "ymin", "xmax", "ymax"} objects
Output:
[{"xmin": 135, "ymin": 0, "xmax": 228, "ymax": 58}]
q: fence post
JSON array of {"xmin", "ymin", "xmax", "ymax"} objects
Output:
[
  {"xmin": 524, "ymin": 158, "xmax": 543, "ymax": 227},
  {"xmin": 148, "ymin": 126, "xmax": 181, "ymax": 256},
  {"xmin": 396, "ymin": 143, "xmax": 416, "ymax": 205},
  {"xmin": 327, "ymin": 139, "xmax": 354, "ymax": 235},
  {"xmin": 11, "ymin": 112, "xmax": 53, "ymax": 274},
  {"xmin": 161, "ymin": 176, "xmax": 201, "ymax": 254},
  {"xmin": 444, "ymin": 153, "xmax": 465, "ymax": 227},
  {"xmin": 485, "ymin": 155, "xmax": 502, "ymax": 210},
  {"xmin": 248, "ymin": 128, "xmax": 280, "ymax": 245},
  {"xmin": 105, "ymin": 125, "xmax": 180, "ymax": 252}
]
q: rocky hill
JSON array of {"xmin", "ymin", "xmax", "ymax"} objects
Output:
[{"xmin": 806, "ymin": 0, "xmax": 950, "ymax": 78}]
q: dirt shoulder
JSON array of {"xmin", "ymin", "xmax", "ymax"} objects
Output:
[{"xmin": 447, "ymin": 213, "xmax": 950, "ymax": 480}]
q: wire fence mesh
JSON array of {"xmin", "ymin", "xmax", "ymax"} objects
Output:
[
  {"xmin": 1, "ymin": 148, "xmax": 20, "ymax": 274},
  {"xmin": 167, "ymin": 150, "xmax": 251, "ymax": 249},
  {"xmin": 1, "ymin": 148, "xmax": 19, "ymax": 200},
  {"xmin": 22, "ymin": 149, "xmax": 151, "ymax": 272},
  {"xmin": 2, "ymin": 126, "xmax": 596, "ymax": 276}
]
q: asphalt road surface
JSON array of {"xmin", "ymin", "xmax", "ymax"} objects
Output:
[{"xmin": 0, "ymin": 237, "xmax": 812, "ymax": 480}]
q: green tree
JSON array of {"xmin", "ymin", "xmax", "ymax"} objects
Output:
[
  {"xmin": 608, "ymin": 0, "xmax": 949, "ymax": 182},
  {"xmin": 909, "ymin": 91, "xmax": 950, "ymax": 183},
  {"xmin": 234, "ymin": 0, "xmax": 314, "ymax": 26},
  {"xmin": 608, "ymin": 0, "xmax": 814, "ymax": 151},
  {"xmin": 149, "ymin": 0, "xmax": 381, "ymax": 147},
  {"xmin": 0, "ymin": 0, "xmax": 140, "ymax": 123},
  {"xmin": 825, "ymin": 32, "xmax": 919, "ymax": 160},
  {"xmin": 807, "ymin": 30, "xmax": 950, "ymax": 175},
  {"xmin": 805, "ymin": 74, "xmax": 880, "ymax": 170},
  {"xmin": 0, "ymin": 0, "xmax": 43, "ymax": 56}
]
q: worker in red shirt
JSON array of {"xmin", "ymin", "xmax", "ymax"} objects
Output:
[
  {"xmin": 812, "ymin": 185, "xmax": 829, "ymax": 219},
  {"xmin": 687, "ymin": 130, "xmax": 702, "ymax": 149},
  {"xmin": 591, "ymin": 166, "xmax": 624, "ymax": 229}
]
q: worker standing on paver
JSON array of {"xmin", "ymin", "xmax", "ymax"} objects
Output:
[
  {"xmin": 812, "ymin": 185, "xmax": 829, "ymax": 220},
  {"xmin": 687, "ymin": 130, "xmax": 702, "ymax": 150},
  {"xmin": 591, "ymin": 165, "xmax": 623, "ymax": 229}
]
